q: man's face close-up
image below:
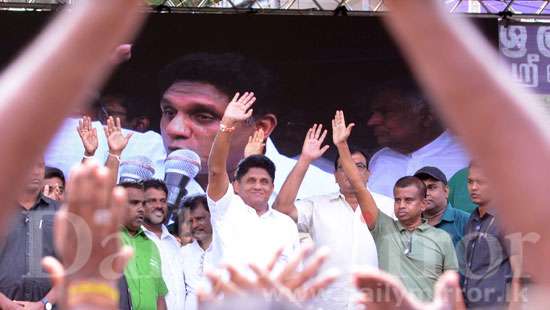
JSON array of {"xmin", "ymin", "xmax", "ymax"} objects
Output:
[
  {"xmin": 144, "ymin": 187, "xmax": 168, "ymax": 225},
  {"xmin": 393, "ymin": 185, "xmax": 426, "ymax": 224},
  {"xmin": 234, "ymin": 167, "xmax": 274, "ymax": 210},
  {"xmin": 467, "ymin": 165, "xmax": 492, "ymax": 207},
  {"xmin": 367, "ymin": 95, "xmax": 423, "ymax": 151},
  {"xmin": 160, "ymin": 81, "xmax": 256, "ymax": 176},
  {"xmin": 124, "ymin": 187, "xmax": 145, "ymax": 233},
  {"xmin": 189, "ymin": 205, "xmax": 212, "ymax": 244},
  {"xmin": 334, "ymin": 152, "xmax": 370, "ymax": 193}
]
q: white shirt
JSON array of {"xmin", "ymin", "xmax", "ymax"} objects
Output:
[
  {"xmin": 207, "ymin": 183, "xmax": 300, "ymax": 273},
  {"xmin": 142, "ymin": 225, "xmax": 185, "ymax": 310},
  {"xmin": 45, "ymin": 118, "xmax": 166, "ymax": 180},
  {"xmin": 367, "ymin": 131, "xmax": 470, "ymax": 197},
  {"xmin": 181, "ymin": 240, "xmax": 215, "ymax": 310},
  {"xmin": 295, "ymin": 192, "xmax": 394, "ymax": 310}
]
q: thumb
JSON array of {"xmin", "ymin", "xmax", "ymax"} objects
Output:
[
  {"xmin": 433, "ymin": 271, "xmax": 466, "ymax": 310},
  {"xmin": 347, "ymin": 123, "xmax": 355, "ymax": 132},
  {"xmin": 112, "ymin": 245, "xmax": 134, "ymax": 275},
  {"xmin": 42, "ymin": 256, "xmax": 65, "ymax": 289}
]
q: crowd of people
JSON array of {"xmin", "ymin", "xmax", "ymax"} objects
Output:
[{"xmin": 0, "ymin": 0, "xmax": 546, "ymax": 309}]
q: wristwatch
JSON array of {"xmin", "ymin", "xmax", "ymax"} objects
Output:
[{"xmin": 40, "ymin": 297, "xmax": 53, "ymax": 310}]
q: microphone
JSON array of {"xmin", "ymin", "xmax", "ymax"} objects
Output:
[
  {"xmin": 164, "ymin": 149, "xmax": 201, "ymax": 215},
  {"xmin": 118, "ymin": 156, "xmax": 155, "ymax": 183}
]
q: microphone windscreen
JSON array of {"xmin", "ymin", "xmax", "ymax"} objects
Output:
[
  {"xmin": 165, "ymin": 149, "xmax": 201, "ymax": 179},
  {"xmin": 119, "ymin": 156, "xmax": 155, "ymax": 182}
]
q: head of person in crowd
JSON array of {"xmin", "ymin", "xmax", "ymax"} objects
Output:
[
  {"xmin": 158, "ymin": 53, "xmax": 278, "ymax": 182},
  {"xmin": 176, "ymin": 206, "xmax": 193, "ymax": 246},
  {"xmin": 182, "ymin": 195, "xmax": 211, "ymax": 248},
  {"xmin": 234, "ymin": 155, "xmax": 276, "ymax": 213},
  {"xmin": 21, "ymin": 156, "xmax": 46, "ymax": 197},
  {"xmin": 119, "ymin": 181, "xmax": 145, "ymax": 235},
  {"xmin": 366, "ymin": 79, "xmax": 443, "ymax": 154},
  {"xmin": 99, "ymin": 94, "xmax": 129, "ymax": 128},
  {"xmin": 414, "ymin": 166, "xmax": 449, "ymax": 216},
  {"xmin": 43, "ymin": 166, "xmax": 65, "ymax": 202},
  {"xmin": 143, "ymin": 179, "xmax": 168, "ymax": 229},
  {"xmin": 393, "ymin": 176, "xmax": 427, "ymax": 227},
  {"xmin": 467, "ymin": 161, "xmax": 492, "ymax": 208},
  {"xmin": 334, "ymin": 148, "xmax": 370, "ymax": 195}
]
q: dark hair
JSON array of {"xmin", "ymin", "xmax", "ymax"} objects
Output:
[
  {"xmin": 181, "ymin": 194, "xmax": 209, "ymax": 213},
  {"xmin": 158, "ymin": 52, "xmax": 275, "ymax": 117},
  {"xmin": 334, "ymin": 148, "xmax": 370, "ymax": 171},
  {"xmin": 370, "ymin": 79, "xmax": 429, "ymax": 115},
  {"xmin": 44, "ymin": 166, "xmax": 65, "ymax": 186},
  {"xmin": 143, "ymin": 179, "xmax": 168, "ymax": 196},
  {"xmin": 394, "ymin": 176, "xmax": 427, "ymax": 198},
  {"xmin": 118, "ymin": 181, "xmax": 144, "ymax": 191},
  {"xmin": 235, "ymin": 155, "xmax": 276, "ymax": 182}
]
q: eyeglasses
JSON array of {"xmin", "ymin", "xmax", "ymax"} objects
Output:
[{"xmin": 337, "ymin": 163, "xmax": 368, "ymax": 170}]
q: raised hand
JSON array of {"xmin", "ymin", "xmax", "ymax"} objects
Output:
[
  {"xmin": 198, "ymin": 245, "xmax": 339, "ymax": 306},
  {"xmin": 222, "ymin": 92, "xmax": 256, "ymax": 126},
  {"xmin": 331, "ymin": 110, "xmax": 355, "ymax": 146},
  {"xmin": 104, "ymin": 116, "xmax": 133, "ymax": 156},
  {"xmin": 244, "ymin": 128, "xmax": 266, "ymax": 157},
  {"xmin": 43, "ymin": 161, "xmax": 133, "ymax": 309},
  {"xmin": 77, "ymin": 116, "xmax": 98, "ymax": 156},
  {"xmin": 301, "ymin": 124, "xmax": 330, "ymax": 163},
  {"xmin": 354, "ymin": 269, "xmax": 465, "ymax": 310}
]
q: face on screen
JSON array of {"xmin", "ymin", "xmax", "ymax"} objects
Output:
[{"xmin": 160, "ymin": 82, "xmax": 256, "ymax": 176}]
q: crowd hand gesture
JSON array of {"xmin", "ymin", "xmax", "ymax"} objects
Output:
[
  {"xmin": 77, "ymin": 116, "xmax": 98, "ymax": 157},
  {"xmin": 42, "ymin": 161, "xmax": 133, "ymax": 309},
  {"xmin": 354, "ymin": 269, "xmax": 465, "ymax": 310},
  {"xmin": 301, "ymin": 124, "xmax": 330, "ymax": 163},
  {"xmin": 332, "ymin": 110, "xmax": 355, "ymax": 146},
  {"xmin": 199, "ymin": 245, "xmax": 339, "ymax": 307},
  {"xmin": 104, "ymin": 116, "xmax": 133, "ymax": 156},
  {"xmin": 221, "ymin": 92, "xmax": 256, "ymax": 127},
  {"xmin": 43, "ymin": 184, "xmax": 63, "ymax": 202},
  {"xmin": 244, "ymin": 128, "xmax": 266, "ymax": 157}
]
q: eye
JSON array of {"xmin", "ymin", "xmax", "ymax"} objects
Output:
[
  {"xmin": 161, "ymin": 107, "xmax": 176, "ymax": 120},
  {"xmin": 192, "ymin": 113, "xmax": 217, "ymax": 124}
]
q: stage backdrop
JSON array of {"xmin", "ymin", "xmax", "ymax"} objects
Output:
[{"xmin": 0, "ymin": 11, "xmax": 498, "ymax": 168}]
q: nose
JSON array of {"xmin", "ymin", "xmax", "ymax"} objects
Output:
[
  {"xmin": 164, "ymin": 113, "xmax": 193, "ymax": 140},
  {"xmin": 367, "ymin": 112, "xmax": 383, "ymax": 127}
]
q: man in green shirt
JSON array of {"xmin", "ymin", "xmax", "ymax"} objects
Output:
[
  {"xmin": 119, "ymin": 182, "xmax": 168, "ymax": 310},
  {"xmin": 330, "ymin": 111, "xmax": 458, "ymax": 302}
]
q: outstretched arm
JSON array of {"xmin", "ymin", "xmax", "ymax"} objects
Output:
[
  {"xmin": 104, "ymin": 116, "xmax": 133, "ymax": 184},
  {"xmin": 207, "ymin": 92, "xmax": 256, "ymax": 201},
  {"xmin": 332, "ymin": 111, "xmax": 379, "ymax": 229},
  {"xmin": 0, "ymin": 0, "xmax": 145, "ymax": 236},
  {"xmin": 273, "ymin": 124, "xmax": 329, "ymax": 222}
]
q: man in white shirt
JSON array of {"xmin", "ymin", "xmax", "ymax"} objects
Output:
[
  {"xmin": 206, "ymin": 91, "xmax": 299, "ymax": 272},
  {"xmin": 365, "ymin": 79, "xmax": 469, "ymax": 197},
  {"xmin": 273, "ymin": 113, "xmax": 394, "ymax": 310},
  {"xmin": 180, "ymin": 195, "xmax": 216, "ymax": 310},
  {"xmin": 141, "ymin": 179, "xmax": 185, "ymax": 310}
]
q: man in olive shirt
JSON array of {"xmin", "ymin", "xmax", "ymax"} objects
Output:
[
  {"xmin": 119, "ymin": 182, "xmax": 168, "ymax": 310},
  {"xmin": 370, "ymin": 176, "xmax": 458, "ymax": 301}
]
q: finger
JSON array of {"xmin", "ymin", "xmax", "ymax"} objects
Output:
[
  {"xmin": 287, "ymin": 246, "xmax": 329, "ymax": 290},
  {"xmin": 277, "ymin": 244, "xmax": 313, "ymax": 284},
  {"xmin": 314, "ymin": 124, "xmax": 323, "ymax": 140},
  {"xmin": 244, "ymin": 109, "xmax": 253, "ymax": 119},
  {"xmin": 41, "ymin": 256, "xmax": 65, "ymax": 289},
  {"xmin": 103, "ymin": 125, "xmax": 109, "ymax": 138},
  {"xmin": 265, "ymin": 247, "xmax": 284, "ymax": 273},
  {"xmin": 347, "ymin": 123, "xmax": 355, "ymax": 133},
  {"xmin": 116, "ymin": 116, "xmax": 122, "ymax": 130},
  {"xmin": 111, "ymin": 186, "xmax": 128, "ymax": 232},
  {"xmin": 225, "ymin": 265, "xmax": 255, "ymax": 289},
  {"xmin": 125, "ymin": 132, "xmax": 134, "ymax": 143},
  {"xmin": 249, "ymin": 263, "xmax": 275, "ymax": 290},
  {"xmin": 248, "ymin": 135, "xmax": 253, "ymax": 144},
  {"xmin": 78, "ymin": 118, "xmax": 83, "ymax": 131},
  {"xmin": 244, "ymin": 96, "xmax": 256, "ymax": 110},
  {"xmin": 53, "ymin": 207, "xmax": 68, "ymax": 255},
  {"xmin": 319, "ymin": 129, "xmax": 328, "ymax": 143},
  {"xmin": 231, "ymin": 92, "xmax": 240, "ymax": 103},
  {"xmin": 331, "ymin": 118, "xmax": 336, "ymax": 130},
  {"xmin": 433, "ymin": 271, "xmax": 465, "ymax": 310},
  {"xmin": 307, "ymin": 124, "xmax": 316, "ymax": 140},
  {"xmin": 320, "ymin": 145, "xmax": 330, "ymax": 155},
  {"xmin": 112, "ymin": 245, "xmax": 134, "ymax": 275},
  {"xmin": 258, "ymin": 128, "xmax": 265, "ymax": 140},
  {"xmin": 301, "ymin": 268, "xmax": 340, "ymax": 300}
]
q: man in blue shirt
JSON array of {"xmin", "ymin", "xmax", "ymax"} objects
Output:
[{"xmin": 415, "ymin": 166, "xmax": 469, "ymax": 247}]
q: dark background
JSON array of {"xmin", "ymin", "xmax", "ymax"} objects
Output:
[{"xmin": 0, "ymin": 11, "xmax": 498, "ymax": 159}]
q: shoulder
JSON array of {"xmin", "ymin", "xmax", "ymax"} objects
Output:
[{"xmin": 271, "ymin": 209, "xmax": 299, "ymax": 227}]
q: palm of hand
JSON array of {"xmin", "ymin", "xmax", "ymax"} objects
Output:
[
  {"xmin": 81, "ymin": 130, "xmax": 98, "ymax": 154},
  {"xmin": 332, "ymin": 127, "xmax": 349, "ymax": 145},
  {"xmin": 108, "ymin": 131, "xmax": 127, "ymax": 152},
  {"xmin": 224, "ymin": 103, "xmax": 250, "ymax": 121},
  {"xmin": 302, "ymin": 139, "xmax": 324, "ymax": 160}
]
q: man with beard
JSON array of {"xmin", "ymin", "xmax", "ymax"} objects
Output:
[
  {"xmin": 119, "ymin": 181, "xmax": 167, "ymax": 310},
  {"xmin": 142, "ymin": 179, "xmax": 185, "ymax": 310},
  {"xmin": 181, "ymin": 195, "xmax": 214, "ymax": 310}
]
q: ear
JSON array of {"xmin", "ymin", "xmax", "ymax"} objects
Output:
[
  {"xmin": 420, "ymin": 198, "xmax": 428, "ymax": 212},
  {"xmin": 232, "ymin": 179, "xmax": 240, "ymax": 195},
  {"xmin": 254, "ymin": 113, "xmax": 277, "ymax": 137},
  {"xmin": 443, "ymin": 184, "xmax": 449, "ymax": 199}
]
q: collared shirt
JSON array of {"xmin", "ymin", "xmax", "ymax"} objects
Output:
[
  {"xmin": 45, "ymin": 118, "xmax": 167, "ymax": 180},
  {"xmin": 371, "ymin": 212, "xmax": 458, "ymax": 301},
  {"xmin": 207, "ymin": 183, "xmax": 300, "ymax": 273},
  {"xmin": 367, "ymin": 131, "xmax": 470, "ymax": 198},
  {"xmin": 181, "ymin": 240, "xmax": 215, "ymax": 310},
  {"xmin": 295, "ymin": 192, "xmax": 394, "ymax": 310},
  {"xmin": 0, "ymin": 195, "xmax": 59, "ymax": 302},
  {"xmin": 461, "ymin": 208, "xmax": 513, "ymax": 308},
  {"xmin": 120, "ymin": 227, "xmax": 168, "ymax": 310},
  {"xmin": 142, "ymin": 225, "xmax": 184, "ymax": 310},
  {"xmin": 430, "ymin": 204, "xmax": 470, "ymax": 247}
]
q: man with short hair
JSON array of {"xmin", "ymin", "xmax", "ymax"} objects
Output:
[
  {"xmin": 206, "ymin": 92, "xmax": 299, "ymax": 270},
  {"xmin": 414, "ymin": 166, "xmax": 469, "ymax": 246},
  {"xmin": 119, "ymin": 181, "xmax": 168, "ymax": 310},
  {"xmin": 181, "ymin": 195, "xmax": 214, "ymax": 310},
  {"xmin": 365, "ymin": 79, "xmax": 469, "ymax": 198},
  {"xmin": 142, "ymin": 179, "xmax": 184, "ymax": 310},
  {"xmin": 0, "ymin": 157, "xmax": 58, "ymax": 310},
  {"xmin": 274, "ymin": 117, "xmax": 394, "ymax": 309},
  {"xmin": 462, "ymin": 162, "xmax": 521, "ymax": 309}
]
